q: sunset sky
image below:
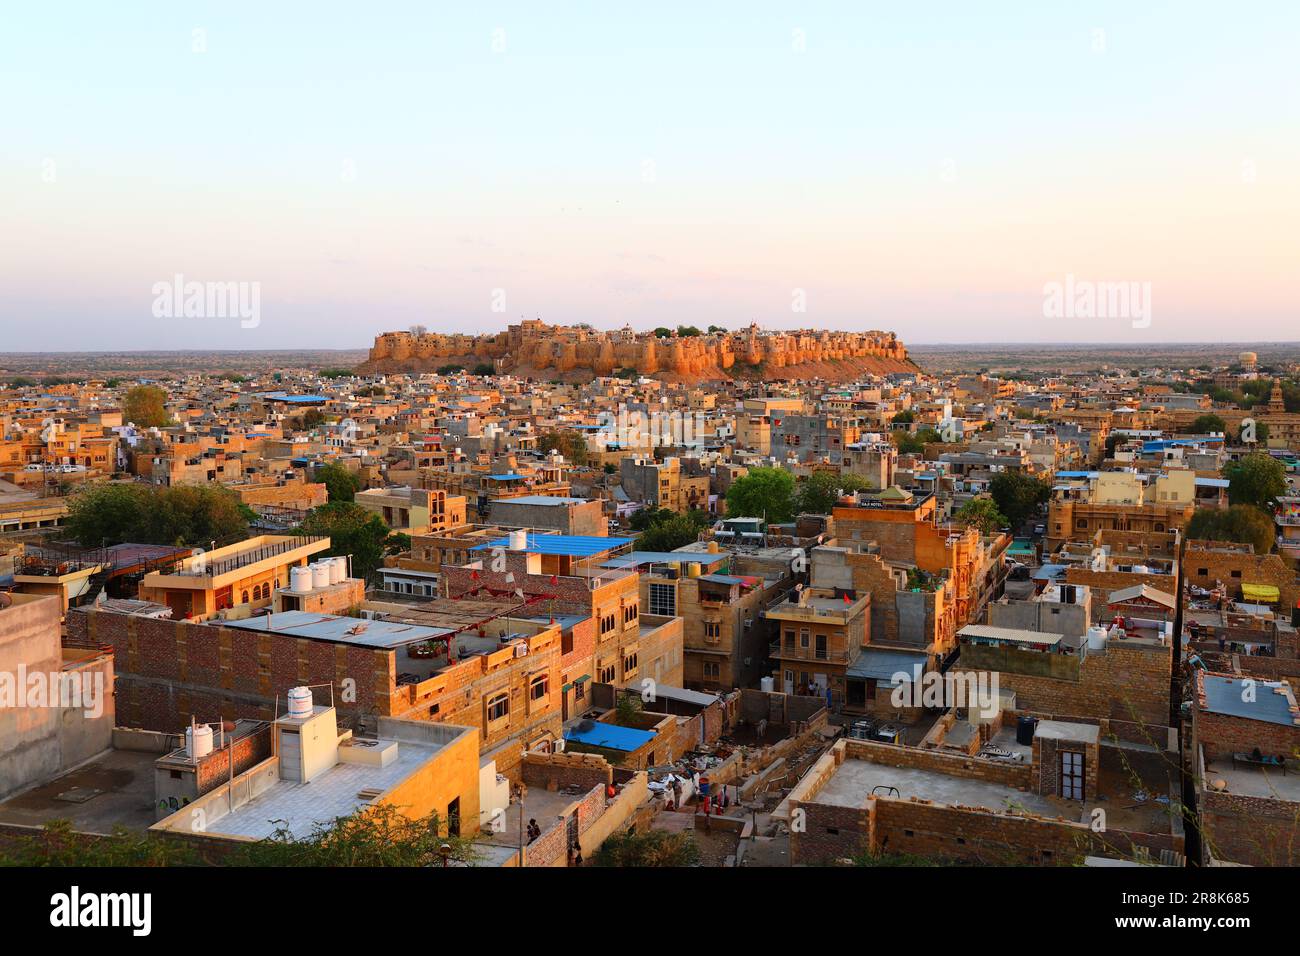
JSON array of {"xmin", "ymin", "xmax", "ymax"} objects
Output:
[{"xmin": 3, "ymin": 1, "xmax": 1297, "ymax": 350}]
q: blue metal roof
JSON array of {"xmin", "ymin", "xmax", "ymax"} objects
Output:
[
  {"xmin": 564, "ymin": 722, "xmax": 655, "ymax": 752},
  {"xmin": 470, "ymin": 534, "xmax": 634, "ymax": 557},
  {"xmin": 1201, "ymin": 675, "xmax": 1298, "ymax": 727},
  {"xmin": 485, "ymin": 473, "xmax": 525, "ymax": 481}
]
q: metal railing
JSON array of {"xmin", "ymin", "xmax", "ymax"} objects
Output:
[{"xmin": 171, "ymin": 535, "xmax": 327, "ymax": 577}]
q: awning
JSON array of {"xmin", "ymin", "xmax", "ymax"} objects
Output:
[{"xmin": 1242, "ymin": 584, "xmax": 1280, "ymax": 603}]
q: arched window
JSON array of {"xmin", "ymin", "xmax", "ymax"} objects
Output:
[{"xmin": 242, "ymin": 590, "xmax": 249, "ymax": 604}]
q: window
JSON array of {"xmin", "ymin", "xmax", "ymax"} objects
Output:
[
  {"xmin": 648, "ymin": 582, "xmax": 676, "ymax": 617},
  {"xmin": 815, "ymin": 635, "xmax": 827, "ymax": 660},
  {"xmin": 599, "ymin": 662, "xmax": 617, "ymax": 683},
  {"xmin": 704, "ymin": 622, "xmax": 721, "ymax": 643},
  {"xmin": 574, "ymin": 681, "xmax": 585, "ymax": 701},
  {"xmin": 1198, "ymin": 568, "xmax": 1208, "ymax": 576},
  {"xmin": 784, "ymin": 629, "xmax": 795, "ymax": 648},
  {"xmin": 703, "ymin": 662, "xmax": 720, "ymax": 679},
  {"xmin": 1230, "ymin": 570, "xmax": 1241, "ymax": 578},
  {"xmin": 529, "ymin": 675, "xmax": 548, "ymax": 701},
  {"xmin": 487, "ymin": 693, "xmax": 509, "ymax": 723},
  {"xmin": 622, "ymin": 652, "xmax": 638, "ymax": 677},
  {"xmin": 623, "ymin": 602, "xmax": 639, "ymax": 625},
  {"xmin": 800, "ymin": 629, "xmax": 810, "ymax": 649},
  {"xmin": 600, "ymin": 612, "xmax": 617, "ymax": 636}
]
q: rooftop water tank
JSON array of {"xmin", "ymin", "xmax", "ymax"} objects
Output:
[
  {"xmin": 286, "ymin": 686, "xmax": 313, "ymax": 720},
  {"xmin": 508, "ymin": 529, "xmax": 528, "ymax": 551},
  {"xmin": 289, "ymin": 566, "xmax": 313, "ymax": 594},
  {"xmin": 186, "ymin": 723, "xmax": 214, "ymax": 760},
  {"xmin": 328, "ymin": 556, "xmax": 345, "ymax": 584},
  {"xmin": 311, "ymin": 562, "xmax": 330, "ymax": 589},
  {"xmin": 1086, "ymin": 626, "xmax": 1108, "ymax": 651}
]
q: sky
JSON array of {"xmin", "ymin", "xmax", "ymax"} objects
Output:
[{"xmin": 2, "ymin": 1, "xmax": 1298, "ymax": 350}]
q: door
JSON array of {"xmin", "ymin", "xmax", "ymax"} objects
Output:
[{"xmin": 1059, "ymin": 750, "xmax": 1084, "ymax": 800}]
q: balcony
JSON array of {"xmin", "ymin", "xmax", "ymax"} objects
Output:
[{"xmin": 768, "ymin": 640, "xmax": 851, "ymax": 664}]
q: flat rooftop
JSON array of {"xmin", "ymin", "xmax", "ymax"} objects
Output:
[
  {"xmin": 1204, "ymin": 753, "xmax": 1300, "ymax": 803},
  {"xmin": 0, "ymin": 748, "xmax": 158, "ymax": 834},
  {"xmin": 200, "ymin": 736, "xmax": 445, "ymax": 841},
  {"xmin": 223, "ymin": 610, "xmax": 454, "ymax": 649},
  {"xmin": 813, "ymin": 757, "xmax": 1069, "ymax": 818}
]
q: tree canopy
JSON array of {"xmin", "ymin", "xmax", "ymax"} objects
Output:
[
  {"xmin": 298, "ymin": 501, "xmax": 390, "ymax": 580},
  {"xmin": 793, "ymin": 471, "xmax": 875, "ymax": 515},
  {"xmin": 953, "ymin": 497, "xmax": 1009, "ymax": 535},
  {"xmin": 725, "ymin": 467, "xmax": 795, "ymax": 524},
  {"xmin": 314, "ymin": 461, "xmax": 362, "ymax": 502},
  {"xmin": 537, "ymin": 428, "xmax": 590, "ymax": 467},
  {"xmin": 634, "ymin": 509, "xmax": 709, "ymax": 552},
  {"xmin": 122, "ymin": 384, "xmax": 170, "ymax": 427},
  {"xmin": 988, "ymin": 472, "xmax": 1050, "ymax": 530},
  {"xmin": 64, "ymin": 483, "xmax": 253, "ymax": 547},
  {"xmin": 1187, "ymin": 505, "xmax": 1276, "ymax": 556},
  {"xmin": 1190, "ymin": 414, "xmax": 1227, "ymax": 435},
  {"xmin": 1224, "ymin": 452, "xmax": 1286, "ymax": 511},
  {"xmin": 592, "ymin": 828, "xmax": 700, "ymax": 867}
]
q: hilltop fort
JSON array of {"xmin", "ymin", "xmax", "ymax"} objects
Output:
[{"xmin": 358, "ymin": 320, "xmax": 917, "ymax": 381}]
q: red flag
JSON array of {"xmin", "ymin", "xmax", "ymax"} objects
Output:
[
  {"xmin": 842, "ymin": 593, "xmax": 851, "ymax": 604},
  {"xmin": 550, "ymin": 574, "xmax": 558, "ymax": 585}
]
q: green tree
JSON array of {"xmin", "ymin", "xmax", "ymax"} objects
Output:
[
  {"xmin": 953, "ymin": 497, "xmax": 1008, "ymax": 535},
  {"xmin": 652, "ymin": 327, "xmax": 672, "ymax": 338},
  {"xmin": 64, "ymin": 483, "xmax": 252, "ymax": 547},
  {"xmin": 1187, "ymin": 505, "xmax": 1276, "ymax": 555},
  {"xmin": 1190, "ymin": 414, "xmax": 1227, "ymax": 434},
  {"xmin": 891, "ymin": 428, "xmax": 940, "ymax": 456},
  {"xmin": 725, "ymin": 467, "xmax": 795, "ymax": 523},
  {"xmin": 437, "ymin": 364, "xmax": 465, "ymax": 375},
  {"xmin": 141, "ymin": 485, "xmax": 255, "ymax": 547},
  {"xmin": 989, "ymin": 472, "xmax": 1050, "ymax": 530},
  {"xmin": 229, "ymin": 804, "xmax": 476, "ymax": 867},
  {"xmin": 592, "ymin": 828, "xmax": 700, "ymax": 867},
  {"xmin": 537, "ymin": 428, "xmax": 590, "ymax": 466},
  {"xmin": 1224, "ymin": 452, "xmax": 1286, "ymax": 511},
  {"xmin": 629, "ymin": 507, "xmax": 676, "ymax": 532},
  {"xmin": 676, "ymin": 325, "xmax": 702, "ymax": 337},
  {"xmin": 637, "ymin": 514, "xmax": 702, "ymax": 552},
  {"xmin": 0, "ymin": 819, "xmax": 199, "ymax": 867},
  {"xmin": 299, "ymin": 502, "xmax": 390, "ymax": 580},
  {"xmin": 64, "ymin": 483, "xmax": 150, "ymax": 546},
  {"xmin": 122, "ymin": 384, "xmax": 170, "ymax": 427},
  {"xmin": 890, "ymin": 410, "xmax": 915, "ymax": 425},
  {"xmin": 385, "ymin": 531, "xmax": 412, "ymax": 555},
  {"xmin": 473, "ymin": 363, "xmax": 495, "ymax": 376},
  {"xmin": 314, "ymin": 461, "xmax": 362, "ymax": 502},
  {"xmin": 794, "ymin": 471, "xmax": 874, "ymax": 516}
]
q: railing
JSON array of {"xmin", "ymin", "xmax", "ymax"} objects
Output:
[
  {"xmin": 171, "ymin": 535, "xmax": 327, "ymax": 577},
  {"xmin": 768, "ymin": 641, "xmax": 850, "ymax": 664}
]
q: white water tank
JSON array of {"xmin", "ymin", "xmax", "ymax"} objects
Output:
[
  {"xmin": 329, "ymin": 556, "xmax": 346, "ymax": 584},
  {"xmin": 760, "ymin": 676, "xmax": 775, "ymax": 693},
  {"xmin": 508, "ymin": 529, "xmax": 528, "ymax": 551},
  {"xmin": 186, "ymin": 724, "xmax": 214, "ymax": 760},
  {"xmin": 286, "ymin": 686, "xmax": 313, "ymax": 719},
  {"xmin": 311, "ymin": 562, "xmax": 330, "ymax": 589},
  {"xmin": 1086, "ymin": 626, "xmax": 1108, "ymax": 651},
  {"xmin": 290, "ymin": 566, "xmax": 313, "ymax": 594}
]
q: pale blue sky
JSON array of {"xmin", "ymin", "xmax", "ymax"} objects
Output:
[{"xmin": 2, "ymin": 1, "xmax": 1297, "ymax": 350}]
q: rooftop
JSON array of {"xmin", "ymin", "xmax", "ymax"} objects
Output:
[
  {"xmin": 222, "ymin": 610, "xmax": 454, "ymax": 649},
  {"xmin": 470, "ymin": 533, "xmax": 634, "ymax": 557},
  {"xmin": 1200, "ymin": 674, "xmax": 1299, "ymax": 727}
]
